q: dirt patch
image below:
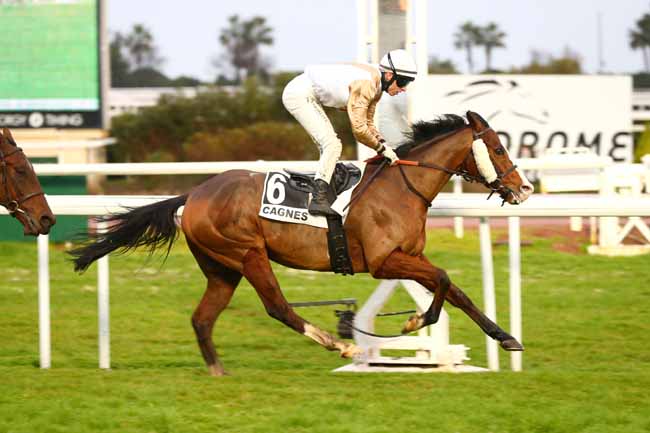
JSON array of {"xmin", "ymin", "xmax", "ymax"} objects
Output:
[{"xmin": 527, "ymin": 225, "xmax": 590, "ymax": 254}]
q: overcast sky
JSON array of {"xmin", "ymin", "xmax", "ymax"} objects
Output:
[{"xmin": 107, "ymin": 0, "xmax": 650, "ymax": 81}]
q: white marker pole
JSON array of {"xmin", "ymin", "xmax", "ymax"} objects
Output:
[
  {"xmin": 508, "ymin": 217, "xmax": 523, "ymax": 371},
  {"xmin": 479, "ymin": 217, "xmax": 499, "ymax": 371},
  {"xmin": 97, "ymin": 221, "xmax": 110, "ymax": 369},
  {"xmin": 453, "ymin": 176, "xmax": 464, "ymax": 238},
  {"xmin": 38, "ymin": 234, "xmax": 51, "ymax": 369}
]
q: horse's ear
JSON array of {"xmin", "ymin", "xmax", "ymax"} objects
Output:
[
  {"xmin": 466, "ymin": 111, "xmax": 489, "ymax": 128},
  {"xmin": 2, "ymin": 128, "xmax": 15, "ymax": 145}
]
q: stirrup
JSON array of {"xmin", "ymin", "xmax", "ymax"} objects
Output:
[{"xmin": 308, "ymin": 200, "xmax": 338, "ymax": 216}]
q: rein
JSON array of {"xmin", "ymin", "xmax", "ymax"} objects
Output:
[
  {"xmin": 343, "ymin": 128, "xmax": 467, "ymax": 212},
  {"xmin": 346, "ymin": 126, "xmax": 519, "ymax": 215},
  {"xmin": 396, "ymin": 127, "xmax": 519, "ymax": 208},
  {"xmin": 0, "ymin": 146, "xmax": 45, "ymax": 218},
  {"xmin": 342, "ymin": 159, "xmax": 388, "ymax": 212}
]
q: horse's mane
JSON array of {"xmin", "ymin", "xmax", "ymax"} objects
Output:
[{"xmin": 396, "ymin": 114, "xmax": 468, "ymax": 157}]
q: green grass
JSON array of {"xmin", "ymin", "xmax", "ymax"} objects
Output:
[{"xmin": 1, "ymin": 226, "xmax": 649, "ymax": 433}]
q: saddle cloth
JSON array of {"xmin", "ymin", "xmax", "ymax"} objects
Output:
[{"xmin": 259, "ymin": 163, "xmax": 365, "ymax": 229}]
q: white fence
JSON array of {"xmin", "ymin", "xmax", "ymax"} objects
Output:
[
  {"xmin": 3, "ymin": 158, "xmax": 650, "ymax": 371},
  {"xmin": 5, "ymin": 193, "xmax": 650, "ymax": 372},
  {"xmin": 30, "ymin": 157, "xmax": 616, "ymax": 176}
]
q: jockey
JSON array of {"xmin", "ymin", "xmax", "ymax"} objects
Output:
[{"xmin": 282, "ymin": 48, "xmax": 418, "ymax": 216}]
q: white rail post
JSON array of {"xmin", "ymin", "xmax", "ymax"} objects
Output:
[
  {"xmin": 479, "ymin": 217, "xmax": 499, "ymax": 371},
  {"xmin": 97, "ymin": 221, "xmax": 110, "ymax": 369},
  {"xmin": 38, "ymin": 234, "xmax": 51, "ymax": 369},
  {"xmin": 508, "ymin": 217, "xmax": 523, "ymax": 371},
  {"xmin": 453, "ymin": 176, "xmax": 464, "ymax": 238}
]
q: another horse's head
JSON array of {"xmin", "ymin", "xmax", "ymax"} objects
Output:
[
  {"xmin": 462, "ymin": 111, "xmax": 533, "ymax": 204},
  {"xmin": 0, "ymin": 128, "xmax": 55, "ymax": 235}
]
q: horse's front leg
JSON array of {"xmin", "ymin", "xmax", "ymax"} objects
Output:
[
  {"xmin": 446, "ymin": 282, "xmax": 523, "ymax": 351},
  {"xmin": 374, "ymin": 250, "xmax": 450, "ymax": 333},
  {"xmin": 375, "ymin": 249, "xmax": 523, "ymax": 351}
]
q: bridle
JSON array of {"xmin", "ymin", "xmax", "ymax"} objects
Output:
[
  {"xmin": 0, "ymin": 145, "xmax": 45, "ymax": 218},
  {"xmin": 396, "ymin": 126, "xmax": 518, "ymax": 207},
  {"xmin": 345, "ymin": 125, "xmax": 519, "ymax": 213}
]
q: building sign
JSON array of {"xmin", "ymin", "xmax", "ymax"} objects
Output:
[
  {"xmin": 0, "ymin": 0, "xmax": 102, "ymax": 128},
  {"xmin": 409, "ymin": 75, "xmax": 633, "ymax": 162}
]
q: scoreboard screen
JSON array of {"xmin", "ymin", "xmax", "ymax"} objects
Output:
[{"xmin": 0, "ymin": 0, "xmax": 102, "ymax": 128}]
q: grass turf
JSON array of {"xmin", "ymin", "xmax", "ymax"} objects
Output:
[{"xmin": 0, "ymin": 225, "xmax": 649, "ymax": 433}]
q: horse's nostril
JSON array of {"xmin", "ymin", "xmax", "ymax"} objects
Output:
[
  {"xmin": 521, "ymin": 184, "xmax": 534, "ymax": 195},
  {"xmin": 40, "ymin": 215, "xmax": 55, "ymax": 229}
]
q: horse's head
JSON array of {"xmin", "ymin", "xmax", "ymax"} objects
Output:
[
  {"xmin": 462, "ymin": 111, "xmax": 533, "ymax": 204},
  {"xmin": 0, "ymin": 128, "xmax": 55, "ymax": 235}
]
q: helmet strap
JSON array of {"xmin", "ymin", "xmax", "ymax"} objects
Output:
[
  {"xmin": 381, "ymin": 72, "xmax": 395, "ymax": 92},
  {"xmin": 381, "ymin": 51, "xmax": 399, "ymax": 92}
]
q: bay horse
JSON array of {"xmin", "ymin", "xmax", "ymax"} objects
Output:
[
  {"xmin": 0, "ymin": 128, "xmax": 55, "ymax": 235},
  {"xmin": 70, "ymin": 111, "xmax": 533, "ymax": 376}
]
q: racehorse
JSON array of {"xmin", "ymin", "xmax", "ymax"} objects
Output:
[
  {"xmin": 0, "ymin": 128, "xmax": 55, "ymax": 235},
  {"xmin": 70, "ymin": 111, "xmax": 533, "ymax": 376}
]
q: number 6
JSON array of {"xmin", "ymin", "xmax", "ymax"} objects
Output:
[{"xmin": 266, "ymin": 174, "xmax": 286, "ymax": 204}]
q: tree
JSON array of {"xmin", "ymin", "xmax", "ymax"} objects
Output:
[
  {"xmin": 630, "ymin": 13, "xmax": 650, "ymax": 72},
  {"xmin": 453, "ymin": 21, "xmax": 481, "ymax": 73},
  {"xmin": 127, "ymin": 67, "xmax": 172, "ymax": 87},
  {"xmin": 218, "ymin": 15, "xmax": 274, "ymax": 83},
  {"xmin": 109, "ymin": 32, "xmax": 131, "ymax": 87},
  {"xmin": 511, "ymin": 48, "xmax": 582, "ymax": 74},
  {"xmin": 110, "ymin": 25, "xmax": 203, "ymax": 87},
  {"xmin": 476, "ymin": 22, "xmax": 506, "ymax": 72},
  {"xmin": 427, "ymin": 56, "xmax": 458, "ymax": 74},
  {"xmin": 123, "ymin": 24, "xmax": 163, "ymax": 70}
]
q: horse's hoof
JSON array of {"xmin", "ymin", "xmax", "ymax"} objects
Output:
[
  {"xmin": 500, "ymin": 339, "xmax": 524, "ymax": 351},
  {"xmin": 208, "ymin": 364, "xmax": 229, "ymax": 376}
]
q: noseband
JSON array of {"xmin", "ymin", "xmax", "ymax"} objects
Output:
[
  {"xmin": 0, "ymin": 146, "xmax": 45, "ymax": 218},
  {"xmin": 397, "ymin": 126, "xmax": 519, "ymax": 207}
]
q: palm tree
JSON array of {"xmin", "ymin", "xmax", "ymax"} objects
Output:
[
  {"xmin": 219, "ymin": 15, "xmax": 274, "ymax": 83},
  {"xmin": 123, "ymin": 24, "xmax": 163, "ymax": 70},
  {"xmin": 477, "ymin": 22, "xmax": 506, "ymax": 71},
  {"xmin": 630, "ymin": 13, "xmax": 650, "ymax": 72},
  {"xmin": 453, "ymin": 21, "xmax": 481, "ymax": 73}
]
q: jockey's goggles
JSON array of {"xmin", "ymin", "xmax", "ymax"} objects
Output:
[{"xmin": 395, "ymin": 75, "xmax": 415, "ymax": 88}]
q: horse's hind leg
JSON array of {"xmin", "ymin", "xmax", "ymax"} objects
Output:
[
  {"xmin": 188, "ymin": 242, "xmax": 243, "ymax": 376},
  {"xmin": 445, "ymin": 283, "xmax": 523, "ymax": 351},
  {"xmin": 242, "ymin": 247, "xmax": 360, "ymax": 358}
]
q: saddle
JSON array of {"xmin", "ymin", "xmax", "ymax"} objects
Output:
[
  {"xmin": 283, "ymin": 162, "xmax": 362, "ymax": 276},
  {"xmin": 284, "ymin": 162, "xmax": 362, "ymax": 197}
]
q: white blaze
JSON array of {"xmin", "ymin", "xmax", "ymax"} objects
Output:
[{"xmin": 472, "ymin": 141, "xmax": 498, "ymax": 183}]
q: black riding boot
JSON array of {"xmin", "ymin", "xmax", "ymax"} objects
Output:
[{"xmin": 309, "ymin": 179, "xmax": 337, "ymax": 216}]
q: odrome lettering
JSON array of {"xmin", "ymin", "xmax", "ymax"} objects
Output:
[{"xmin": 496, "ymin": 130, "xmax": 632, "ymax": 162}]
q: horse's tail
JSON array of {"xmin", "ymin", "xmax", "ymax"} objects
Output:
[{"xmin": 69, "ymin": 194, "xmax": 188, "ymax": 272}]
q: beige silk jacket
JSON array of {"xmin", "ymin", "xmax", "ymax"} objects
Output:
[{"xmin": 346, "ymin": 64, "xmax": 385, "ymax": 151}]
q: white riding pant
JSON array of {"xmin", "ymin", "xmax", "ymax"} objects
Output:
[{"xmin": 282, "ymin": 73, "xmax": 343, "ymax": 182}]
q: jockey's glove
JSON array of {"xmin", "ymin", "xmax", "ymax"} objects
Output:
[{"xmin": 377, "ymin": 141, "xmax": 399, "ymax": 166}]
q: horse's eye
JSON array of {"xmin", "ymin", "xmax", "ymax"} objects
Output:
[{"xmin": 495, "ymin": 147, "xmax": 505, "ymax": 155}]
